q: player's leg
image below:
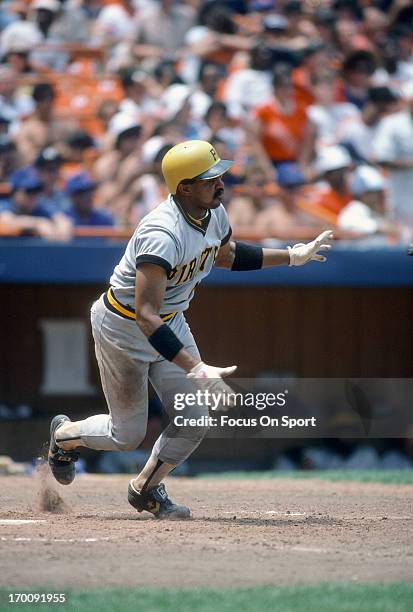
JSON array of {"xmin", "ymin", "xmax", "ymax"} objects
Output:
[
  {"xmin": 48, "ymin": 296, "xmax": 150, "ymax": 484},
  {"xmin": 128, "ymin": 315, "xmax": 208, "ymax": 517}
]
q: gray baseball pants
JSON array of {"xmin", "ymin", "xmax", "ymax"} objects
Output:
[{"xmin": 76, "ymin": 294, "xmax": 209, "ymax": 465}]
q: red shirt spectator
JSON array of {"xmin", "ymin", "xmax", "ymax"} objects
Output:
[{"xmin": 253, "ymin": 63, "xmax": 308, "ymax": 165}]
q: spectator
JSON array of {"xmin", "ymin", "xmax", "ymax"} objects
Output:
[
  {"xmin": 333, "ymin": 18, "xmax": 369, "ymax": 58},
  {"xmin": 118, "ymin": 68, "xmax": 159, "ymax": 119},
  {"xmin": 372, "ymin": 88, "xmax": 413, "ymax": 225},
  {"xmin": 228, "ymin": 162, "xmax": 327, "ymax": 238},
  {"xmin": 300, "ymin": 69, "xmax": 359, "ymax": 173},
  {"xmin": 0, "ymin": 166, "xmax": 72, "ymax": 240},
  {"xmin": 14, "ymin": 82, "xmax": 74, "ymax": 165},
  {"xmin": 338, "ymin": 165, "xmax": 397, "ymax": 237},
  {"xmin": 224, "ymin": 43, "xmax": 273, "ymax": 119},
  {"xmin": 202, "ymin": 101, "xmax": 244, "ymax": 152},
  {"xmin": 308, "ymin": 145, "xmax": 353, "ymax": 222},
  {"xmin": 184, "ymin": 3, "xmax": 251, "ymax": 82},
  {"xmin": 28, "ymin": 0, "xmax": 69, "ymax": 71},
  {"xmin": 93, "ymin": 112, "xmax": 145, "ymax": 222},
  {"xmin": 65, "ymin": 172, "xmax": 114, "ymax": 227},
  {"xmin": 46, "ymin": 0, "xmax": 90, "ymax": 43},
  {"xmin": 312, "ymin": 8, "xmax": 336, "ymax": 51},
  {"xmin": 0, "ymin": 65, "xmax": 34, "ymax": 127},
  {"xmin": 362, "ymin": 7, "xmax": 388, "ymax": 54},
  {"xmin": 133, "ymin": 0, "xmax": 196, "ymax": 61},
  {"xmin": 293, "ymin": 43, "xmax": 330, "ymax": 108},
  {"xmin": 198, "ymin": 62, "xmax": 223, "ymax": 101},
  {"xmin": 275, "ymin": 162, "xmax": 330, "ymax": 233},
  {"xmin": 34, "ymin": 146, "xmax": 70, "ymax": 211},
  {"xmin": 339, "ymin": 86, "xmax": 400, "ymax": 163},
  {"xmin": 127, "ymin": 142, "xmax": 172, "ymax": 226},
  {"xmin": 0, "ymin": 1, "xmax": 25, "ymax": 31},
  {"xmin": 93, "ymin": 0, "xmax": 136, "ymax": 47},
  {"xmin": 159, "ymin": 84, "xmax": 204, "ymax": 140},
  {"xmin": 0, "ymin": 115, "xmax": 9, "ymax": 137},
  {"xmin": 251, "ymin": 63, "xmax": 308, "ymax": 174},
  {"xmin": 0, "ymin": 0, "xmax": 411, "ymax": 246},
  {"xmin": 63, "ymin": 129, "xmax": 95, "ymax": 167},
  {"xmin": 0, "ymin": 135, "xmax": 18, "ymax": 187},
  {"xmin": 372, "ymin": 26, "xmax": 413, "ymax": 91},
  {"xmin": 227, "ymin": 164, "xmax": 279, "ymax": 233},
  {"xmin": 0, "ymin": 18, "xmax": 42, "ymax": 73},
  {"xmin": 339, "ymin": 50, "xmax": 377, "ymax": 109}
]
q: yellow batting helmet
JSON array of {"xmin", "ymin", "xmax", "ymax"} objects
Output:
[{"xmin": 161, "ymin": 140, "xmax": 233, "ymax": 194}]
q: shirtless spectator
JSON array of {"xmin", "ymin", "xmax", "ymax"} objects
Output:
[
  {"xmin": 228, "ymin": 163, "xmax": 326, "ymax": 239},
  {"xmin": 227, "ymin": 165, "xmax": 279, "ymax": 234},
  {"xmin": 127, "ymin": 142, "xmax": 172, "ymax": 226},
  {"xmin": 14, "ymin": 83, "xmax": 74, "ymax": 165},
  {"xmin": 0, "ymin": 166, "xmax": 72, "ymax": 240},
  {"xmin": 93, "ymin": 112, "xmax": 145, "ymax": 223}
]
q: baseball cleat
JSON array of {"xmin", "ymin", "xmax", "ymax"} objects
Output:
[
  {"xmin": 128, "ymin": 481, "xmax": 191, "ymax": 519},
  {"xmin": 48, "ymin": 415, "xmax": 79, "ymax": 485}
]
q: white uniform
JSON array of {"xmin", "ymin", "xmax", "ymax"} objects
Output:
[{"xmin": 78, "ymin": 196, "xmax": 231, "ymax": 465}]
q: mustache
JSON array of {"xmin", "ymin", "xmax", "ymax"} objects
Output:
[{"xmin": 214, "ymin": 188, "xmax": 224, "ymax": 198}]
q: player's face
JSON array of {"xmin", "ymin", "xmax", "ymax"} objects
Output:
[{"xmin": 190, "ymin": 175, "xmax": 225, "ymax": 209}]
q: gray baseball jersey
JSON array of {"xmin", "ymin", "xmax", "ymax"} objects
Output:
[
  {"xmin": 78, "ymin": 195, "xmax": 231, "ymax": 463},
  {"xmin": 109, "ymin": 195, "xmax": 232, "ymax": 316}
]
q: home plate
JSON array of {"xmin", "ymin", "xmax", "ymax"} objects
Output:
[{"xmin": 0, "ymin": 519, "xmax": 47, "ymax": 525}]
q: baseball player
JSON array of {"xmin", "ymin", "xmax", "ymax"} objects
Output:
[{"xmin": 48, "ymin": 140, "xmax": 333, "ymax": 519}]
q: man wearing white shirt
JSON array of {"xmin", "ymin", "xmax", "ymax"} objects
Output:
[{"xmin": 372, "ymin": 90, "xmax": 413, "ymax": 224}]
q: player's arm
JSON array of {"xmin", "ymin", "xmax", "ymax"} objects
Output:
[
  {"xmin": 135, "ymin": 263, "xmax": 199, "ymax": 372},
  {"xmin": 214, "ymin": 230, "xmax": 334, "ymax": 269},
  {"xmin": 135, "ymin": 263, "xmax": 237, "ymax": 382}
]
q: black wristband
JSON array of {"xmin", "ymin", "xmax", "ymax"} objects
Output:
[
  {"xmin": 231, "ymin": 242, "xmax": 263, "ymax": 271},
  {"xmin": 148, "ymin": 323, "xmax": 184, "ymax": 361}
]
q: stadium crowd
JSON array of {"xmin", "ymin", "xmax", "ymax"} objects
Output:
[{"xmin": 0, "ymin": 0, "xmax": 412, "ymax": 242}]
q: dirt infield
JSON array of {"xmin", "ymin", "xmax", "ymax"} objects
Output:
[{"xmin": 0, "ymin": 473, "xmax": 412, "ymax": 589}]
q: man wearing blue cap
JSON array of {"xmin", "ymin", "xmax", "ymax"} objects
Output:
[
  {"xmin": 0, "ymin": 166, "xmax": 72, "ymax": 240},
  {"xmin": 65, "ymin": 172, "xmax": 114, "ymax": 227}
]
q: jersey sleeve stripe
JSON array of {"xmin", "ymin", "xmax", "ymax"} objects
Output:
[
  {"xmin": 136, "ymin": 255, "xmax": 172, "ymax": 275},
  {"xmin": 220, "ymin": 227, "xmax": 232, "ymax": 247}
]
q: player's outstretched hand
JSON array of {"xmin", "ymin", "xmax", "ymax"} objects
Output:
[
  {"xmin": 187, "ymin": 362, "xmax": 237, "ymax": 410},
  {"xmin": 288, "ymin": 230, "xmax": 334, "ymax": 266}
]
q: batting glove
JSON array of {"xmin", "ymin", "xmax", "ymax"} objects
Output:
[
  {"xmin": 288, "ymin": 230, "xmax": 334, "ymax": 266},
  {"xmin": 187, "ymin": 362, "xmax": 238, "ymax": 410}
]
